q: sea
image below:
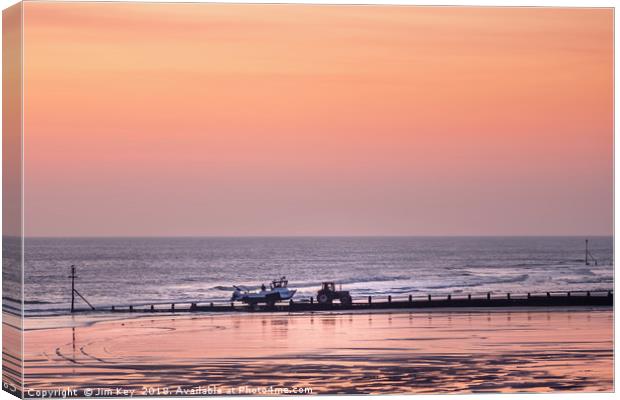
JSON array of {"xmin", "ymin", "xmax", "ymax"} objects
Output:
[{"xmin": 6, "ymin": 236, "xmax": 614, "ymax": 317}]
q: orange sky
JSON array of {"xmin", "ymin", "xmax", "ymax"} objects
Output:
[{"xmin": 22, "ymin": 3, "xmax": 613, "ymax": 236}]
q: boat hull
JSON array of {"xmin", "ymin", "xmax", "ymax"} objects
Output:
[{"xmin": 233, "ymin": 288, "xmax": 297, "ymax": 305}]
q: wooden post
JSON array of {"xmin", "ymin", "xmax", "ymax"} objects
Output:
[
  {"xmin": 68, "ymin": 265, "xmax": 95, "ymax": 312},
  {"xmin": 70, "ymin": 265, "xmax": 76, "ymax": 313},
  {"xmin": 507, "ymin": 293, "xmax": 510, "ymax": 300},
  {"xmin": 428, "ymin": 294, "xmax": 432, "ymax": 301},
  {"xmin": 527, "ymin": 293, "xmax": 531, "ymax": 299},
  {"xmin": 487, "ymin": 292, "xmax": 491, "ymax": 300},
  {"xmin": 388, "ymin": 295, "xmax": 392, "ymax": 303},
  {"xmin": 310, "ymin": 297, "xmax": 314, "ymax": 304},
  {"xmin": 368, "ymin": 296, "xmax": 372, "ymax": 304},
  {"xmin": 408, "ymin": 294, "xmax": 412, "ymax": 303},
  {"xmin": 468, "ymin": 294, "xmax": 471, "ymax": 300}
]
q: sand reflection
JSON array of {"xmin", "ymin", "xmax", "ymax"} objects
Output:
[{"xmin": 23, "ymin": 308, "xmax": 612, "ymax": 394}]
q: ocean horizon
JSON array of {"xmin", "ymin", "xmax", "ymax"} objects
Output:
[{"xmin": 8, "ymin": 235, "xmax": 612, "ymax": 317}]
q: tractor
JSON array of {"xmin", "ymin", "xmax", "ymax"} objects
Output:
[{"xmin": 316, "ymin": 282, "xmax": 352, "ymax": 306}]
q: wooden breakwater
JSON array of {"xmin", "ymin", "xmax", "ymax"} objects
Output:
[{"xmin": 83, "ymin": 290, "xmax": 614, "ymax": 314}]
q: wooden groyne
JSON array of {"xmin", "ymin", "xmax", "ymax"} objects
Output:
[{"xmin": 83, "ymin": 290, "xmax": 613, "ymax": 314}]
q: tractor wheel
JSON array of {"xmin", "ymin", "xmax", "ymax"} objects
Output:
[
  {"xmin": 317, "ymin": 294, "xmax": 330, "ymax": 304},
  {"xmin": 341, "ymin": 295, "xmax": 352, "ymax": 307}
]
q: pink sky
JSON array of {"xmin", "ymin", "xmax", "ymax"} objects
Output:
[{"xmin": 22, "ymin": 4, "xmax": 613, "ymax": 236}]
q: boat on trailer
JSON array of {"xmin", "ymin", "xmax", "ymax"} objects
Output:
[{"xmin": 231, "ymin": 277, "xmax": 296, "ymax": 308}]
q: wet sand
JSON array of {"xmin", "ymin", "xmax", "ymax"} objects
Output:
[
  {"xmin": 2, "ymin": 312, "xmax": 23, "ymax": 395},
  {"xmin": 22, "ymin": 307, "xmax": 612, "ymax": 395}
]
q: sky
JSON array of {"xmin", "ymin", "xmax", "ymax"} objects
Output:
[
  {"xmin": 3, "ymin": 2, "xmax": 22, "ymax": 238},
  {"xmin": 22, "ymin": 3, "xmax": 613, "ymax": 237}
]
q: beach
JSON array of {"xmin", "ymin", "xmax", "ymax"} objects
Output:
[
  {"xmin": 21, "ymin": 307, "xmax": 613, "ymax": 395},
  {"xmin": 11, "ymin": 237, "xmax": 614, "ymax": 397}
]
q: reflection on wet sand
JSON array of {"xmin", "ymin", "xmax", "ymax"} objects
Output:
[
  {"xmin": 23, "ymin": 308, "xmax": 612, "ymax": 394},
  {"xmin": 3, "ymin": 312, "xmax": 23, "ymax": 395}
]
